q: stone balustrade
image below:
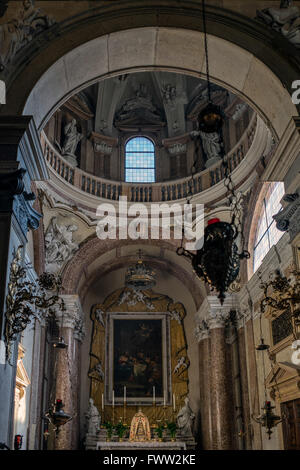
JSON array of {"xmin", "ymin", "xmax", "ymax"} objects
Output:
[{"xmin": 41, "ymin": 114, "xmax": 257, "ymax": 203}]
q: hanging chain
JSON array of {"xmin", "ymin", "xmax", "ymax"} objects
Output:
[
  {"xmin": 179, "ymin": 0, "xmax": 248, "ymax": 257},
  {"xmin": 202, "ymin": 0, "xmax": 211, "ymax": 103}
]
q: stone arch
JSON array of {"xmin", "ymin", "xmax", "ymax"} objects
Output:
[
  {"xmin": 1, "ymin": 1, "xmax": 298, "ymax": 140},
  {"xmin": 61, "ymin": 237, "xmax": 204, "ymax": 309}
]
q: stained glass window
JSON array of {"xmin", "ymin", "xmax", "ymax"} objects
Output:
[
  {"xmin": 125, "ymin": 137, "xmax": 155, "ymax": 183},
  {"xmin": 253, "ymin": 182, "xmax": 285, "ymax": 273}
]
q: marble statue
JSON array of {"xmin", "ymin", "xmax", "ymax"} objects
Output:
[
  {"xmin": 176, "ymin": 397, "xmax": 195, "ymax": 437},
  {"xmin": 61, "ymin": 119, "xmax": 83, "ymax": 165},
  {"xmin": 232, "ymin": 103, "xmax": 247, "ymax": 121},
  {"xmin": 86, "ymin": 398, "xmax": 101, "ymax": 436},
  {"xmin": 44, "ymin": 217, "xmax": 79, "ymax": 272},
  {"xmin": 199, "ymin": 131, "xmax": 222, "ymax": 162},
  {"xmin": 257, "ymin": 1, "xmax": 300, "ymax": 48},
  {"xmin": 0, "ymin": 0, "xmax": 55, "ymax": 70},
  {"xmin": 129, "ymin": 408, "xmax": 151, "ymax": 441}
]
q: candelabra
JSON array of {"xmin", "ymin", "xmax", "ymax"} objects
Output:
[{"xmin": 4, "ymin": 245, "xmax": 65, "ymax": 363}]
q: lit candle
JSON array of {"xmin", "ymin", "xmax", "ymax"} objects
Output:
[
  {"xmin": 173, "ymin": 393, "xmax": 176, "ymax": 412},
  {"xmin": 112, "ymin": 390, "xmax": 115, "ymax": 407},
  {"xmin": 102, "ymin": 393, "xmax": 104, "ymax": 411},
  {"xmin": 124, "ymin": 386, "xmax": 126, "ymax": 404},
  {"xmin": 153, "ymin": 386, "xmax": 155, "ymax": 404}
]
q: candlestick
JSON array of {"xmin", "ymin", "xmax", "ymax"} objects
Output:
[
  {"xmin": 124, "ymin": 386, "xmax": 126, "ymax": 404},
  {"xmin": 163, "ymin": 391, "xmax": 166, "ymax": 407},
  {"xmin": 173, "ymin": 393, "xmax": 176, "ymax": 412},
  {"xmin": 112, "ymin": 390, "xmax": 115, "ymax": 407}
]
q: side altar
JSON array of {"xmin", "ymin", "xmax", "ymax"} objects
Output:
[{"xmin": 85, "ymin": 257, "xmax": 196, "ymax": 451}]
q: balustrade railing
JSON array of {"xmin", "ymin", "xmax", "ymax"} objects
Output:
[{"xmin": 41, "ymin": 114, "xmax": 257, "ymax": 203}]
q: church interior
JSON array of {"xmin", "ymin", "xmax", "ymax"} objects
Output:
[{"xmin": 0, "ymin": 0, "xmax": 300, "ymax": 452}]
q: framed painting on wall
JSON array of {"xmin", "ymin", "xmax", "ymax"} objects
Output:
[{"xmin": 105, "ymin": 313, "xmax": 171, "ymax": 405}]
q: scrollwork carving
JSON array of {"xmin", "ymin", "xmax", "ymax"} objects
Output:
[{"xmin": 5, "ymin": 246, "xmax": 64, "ymax": 363}]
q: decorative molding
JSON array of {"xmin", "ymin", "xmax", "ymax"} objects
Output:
[
  {"xmin": 90, "ymin": 132, "xmax": 118, "ymax": 156},
  {"xmin": 273, "ymin": 191, "xmax": 300, "ymax": 242},
  {"xmin": 262, "ymin": 117, "xmax": 300, "ymax": 182},
  {"xmin": 195, "ymin": 319, "xmax": 210, "ymax": 342},
  {"xmin": 167, "ymin": 143, "xmax": 187, "ymax": 156}
]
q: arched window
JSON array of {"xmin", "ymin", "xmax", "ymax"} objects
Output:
[
  {"xmin": 253, "ymin": 182, "xmax": 285, "ymax": 273},
  {"xmin": 125, "ymin": 137, "xmax": 155, "ymax": 183}
]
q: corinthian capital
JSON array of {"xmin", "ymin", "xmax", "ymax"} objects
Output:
[
  {"xmin": 195, "ymin": 319, "xmax": 210, "ymax": 342},
  {"xmin": 56, "ymin": 295, "xmax": 85, "ymax": 340}
]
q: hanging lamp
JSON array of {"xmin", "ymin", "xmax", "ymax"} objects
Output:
[{"xmin": 176, "ymin": 0, "xmax": 249, "ymax": 305}]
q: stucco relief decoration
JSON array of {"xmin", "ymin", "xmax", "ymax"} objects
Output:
[
  {"xmin": 0, "ymin": 0, "xmax": 56, "ymax": 70},
  {"xmin": 44, "ymin": 216, "xmax": 79, "ymax": 273},
  {"xmin": 88, "ymin": 282, "xmax": 189, "ymax": 424},
  {"xmin": 173, "ymin": 356, "xmax": 190, "ymax": 375},
  {"xmin": 273, "ymin": 192, "xmax": 300, "ymax": 241},
  {"xmin": 256, "ymin": 1, "xmax": 300, "ymax": 48},
  {"xmin": 162, "ymin": 84, "xmax": 176, "ymax": 106},
  {"xmin": 114, "ymin": 83, "xmax": 164, "ymax": 126}
]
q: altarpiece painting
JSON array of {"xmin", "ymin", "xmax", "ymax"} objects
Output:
[{"xmin": 88, "ymin": 286, "xmax": 189, "ymax": 422}]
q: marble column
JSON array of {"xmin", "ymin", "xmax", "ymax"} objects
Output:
[
  {"xmin": 196, "ymin": 322, "xmax": 212, "ymax": 449},
  {"xmin": 53, "ymin": 295, "xmax": 85, "ymax": 450},
  {"xmin": 207, "ymin": 296, "xmax": 238, "ymax": 450}
]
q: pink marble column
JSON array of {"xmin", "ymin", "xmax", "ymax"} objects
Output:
[
  {"xmin": 210, "ymin": 323, "xmax": 233, "ymax": 450},
  {"xmin": 198, "ymin": 329, "xmax": 213, "ymax": 449},
  {"xmin": 54, "ymin": 326, "xmax": 74, "ymax": 450},
  {"xmin": 53, "ymin": 295, "xmax": 84, "ymax": 450}
]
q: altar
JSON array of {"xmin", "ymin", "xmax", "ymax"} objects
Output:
[
  {"xmin": 85, "ymin": 405, "xmax": 196, "ymax": 451},
  {"xmin": 96, "ymin": 441, "xmax": 187, "ymax": 450}
]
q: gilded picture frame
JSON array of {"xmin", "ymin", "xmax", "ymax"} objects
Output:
[{"xmin": 105, "ymin": 312, "xmax": 171, "ymax": 405}]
